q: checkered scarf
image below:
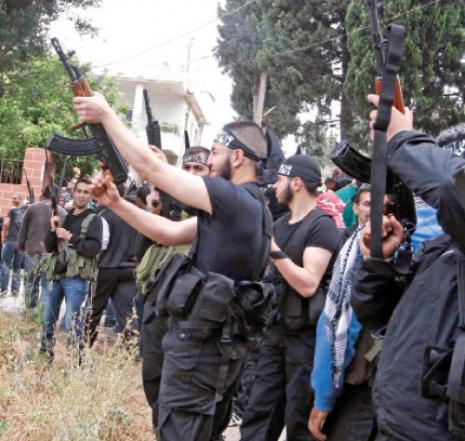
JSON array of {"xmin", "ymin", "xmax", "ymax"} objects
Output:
[{"xmin": 323, "ymin": 226, "xmax": 362, "ymax": 388}]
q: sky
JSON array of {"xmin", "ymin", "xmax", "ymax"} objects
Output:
[
  {"xmin": 48, "ymin": 0, "xmax": 236, "ymax": 143},
  {"xmin": 48, "ymin": 0, "xmax": 300, "ymax": 154}
]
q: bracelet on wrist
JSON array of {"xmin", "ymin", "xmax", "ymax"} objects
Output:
[{"xmin": 269, "ymin": 250, "xmax": 287, "ymax": 260}]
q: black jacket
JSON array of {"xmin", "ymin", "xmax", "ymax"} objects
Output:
[
  {"xmin": 45, "ymin": 208, "xmax": 102, "ymax": 258},
  {"xmin": 352, "ymin": 131, "xmax": 465, "ymax": 441},
  {"xmin": 98, "ymin": 209, "xmax": 139, "ymax": 269}
]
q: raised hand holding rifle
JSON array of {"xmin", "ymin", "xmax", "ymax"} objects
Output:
[
  {"xmin": 49, "ymin": 38, "xmax": 128, "ymax": 197},
  {"xmin": 364, "ymin": 1, "xmax": 416, "ymax": 260}
]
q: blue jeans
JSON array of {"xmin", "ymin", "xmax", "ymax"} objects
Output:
[
  {"xmin": 43, "ymin": 276, "xmax": 88, "ymax": 345},
  {"xmin": 24, "ymin": 254, "xmax": 49, "ymax": 309},
  {"xmin": 1, "ymin": 239, "xmax": 23, "ymax": 292}
]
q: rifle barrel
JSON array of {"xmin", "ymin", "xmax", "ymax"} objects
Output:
[
  {"xmin": 143, "ymin": 89, "xmax": 153, "ymax": 121},
  {"xmin": 51, "ymin": 38, "xmax": 78, "ymax": 81},
  {"xmin": 366, "ymin": 0, "xmax": 385, "ymax": 75}
]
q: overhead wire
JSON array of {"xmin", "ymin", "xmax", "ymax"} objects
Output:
[{"xmin": 95, "ymin": 0, "xmax": 260, "ymax": 68}]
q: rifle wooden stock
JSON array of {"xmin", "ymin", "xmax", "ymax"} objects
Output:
[
  {"xmin": 375, "ymin": 76, "xmax": 405, "ymax": 113},
  {"xmin": 91, "ymin": 170, "xmax": 112, "ymax": 198}
]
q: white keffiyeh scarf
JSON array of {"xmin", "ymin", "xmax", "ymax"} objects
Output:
[{"xmin": 323, "ymin": 226, "xmax": 362, "ymax": 388}]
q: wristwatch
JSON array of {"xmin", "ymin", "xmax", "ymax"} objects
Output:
[{"xmin": 269, "ymin": 250, "xmax": 287, "ymax": 260}]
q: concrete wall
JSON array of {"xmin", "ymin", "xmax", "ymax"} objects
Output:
[{"xmin": 0, "ymin": 148, "xmax": 47, "ymax": 217}]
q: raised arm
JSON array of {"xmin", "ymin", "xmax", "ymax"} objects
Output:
[
  {"xmin": 92, "ymin": 174, "xmax": 197, "ymax": 246},
  {"xmin": 368, "ymin": 94, "xmax": 465, "ymax": 252},
  {"xmin": 73, "ymin": 93, "xmax": 212, "ymax": 215}
]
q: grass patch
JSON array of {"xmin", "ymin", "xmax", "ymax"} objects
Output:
[{"xmin": 0, "ymin": 311, "xmax": 153, "ymax": 440}]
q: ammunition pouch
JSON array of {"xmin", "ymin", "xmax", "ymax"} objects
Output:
[
  {"xmin": 149, "ymin": 252, "xmax": 276, "ymax": 340},
  {"xmin": 282, "ymin": 288, "xmax": 325, "ymax": 330},
  {"xmin": 235, "ymin": 280, "xmax": 276, "ymax": 334},
  {"xmin": 41, "ymin": 246, "xmax": 97, "ymax": 282},
  {"xmin": 269, "ymin": 273, "xmax": 326, "ymax": 330},
  {"xmin": 421, "ymin": 346, "xmax": 453, "ymax": 401},
  {"xmin": 420, "ymin": 341, "xmax": 465, "ymax": 441},
  {"xmin": 418, "ymin": 255, "xmax": 465, "ymax": 440},
  {"xmin": 152, "ymin": 253, "xmax": 192, "ymax": 318},
  {"xmin": 169, "ymin": 269, "xmax": 236, "ymax": 341}
]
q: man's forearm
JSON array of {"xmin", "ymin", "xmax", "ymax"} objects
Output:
[
  {"xmin": 273, "ymin": 258, "xmax": 319, "ymax": 298},
  {"xmin": 101, "ymin": 111, "xmax": 211, "ymax": 213},
  {"xmin": 110, "ymin": 198, "xmax": 197, "ymax": 246}
]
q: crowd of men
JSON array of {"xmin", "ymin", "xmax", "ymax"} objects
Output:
[{"xmin": 1, "ymin": 86, "xmax": 464, "ymax": 441}]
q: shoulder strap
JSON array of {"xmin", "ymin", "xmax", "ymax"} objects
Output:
[
  {"xmin": 80, "ymin": 213, "xmax": 97, "ymax": 238},
  {"xmin": 243, "ymin": 183, "xmax": 273, "ymax": 280},
  {"xmin": 370, "ymin": 25, "xmax": 405, "ymax": 258},
  {"xmin": 457, "ymin": 254, "xmax": 465, "ymax": 330},
  {"xmin": 287, "ymin": 208, "xmax": 330, "ymax": 245}
]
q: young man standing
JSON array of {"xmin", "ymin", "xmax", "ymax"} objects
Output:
[
  {"xmin": 240, "ymin": 155, "xmax": 340, "ymax": 441},
  {"xmin": 73, "ymin": 92, "xmax": 271, "ymax": 441},
  {"xmin": 18, "ymin": 186, "xmax": 66, "ymax": 309},
  {"xmin": 309, "ymin": 185, "xmax": 374, "ymax": 441},
  {"xmin": 41, "ymin": 178, "xmax": 102, "ymax": 359}
]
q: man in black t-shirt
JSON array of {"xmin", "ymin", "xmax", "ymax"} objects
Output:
[
  {"xmin": 241, "ymin": 155, "xmax": 340, "ymax": 441},
  {"xmin": 74, "ymin": 90, "xmax": 271, "ymax": 441}
]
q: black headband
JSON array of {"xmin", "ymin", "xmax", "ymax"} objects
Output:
[
  {"xmin": 214, "ymin": 128, "xmax": 262, "ymax": 162},
  {"xmin": 182, "ymin": 153, "xmax": 208, "ymax": 166}
]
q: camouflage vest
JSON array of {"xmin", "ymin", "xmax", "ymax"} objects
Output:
[{"xmin": 41, "ymin": 213, "xmax": 98, "ymax": 282}]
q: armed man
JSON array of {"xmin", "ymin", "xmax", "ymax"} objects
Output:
[
  {"xmin": 1, "ymin": 193, "xmax": 27, "ymax": 296},
  {"xmin": 73, "ymin": 92, "xmax": 272, "ymax": 441},
  {"xmin": 351, "ymin": 94, "xmax": 465, "ymax": 441},
  {"xmin": 41, "ymin": 177, "xmax": 102, "ymax": 360},
  {"xmin": 240, "ymin": 154, "xmax": 340, "ymax": 441},
  {"xmin": 137, "ymin": 146, "xmax": 210, "ymax": 433}
]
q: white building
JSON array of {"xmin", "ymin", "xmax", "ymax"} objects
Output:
[{"xmin": 113, "ymin": 63, "xmax": 209, "ymax": 164}]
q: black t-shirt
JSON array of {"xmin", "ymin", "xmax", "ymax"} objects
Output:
[
  {"xmin": 98, "ymin": 209, "xmax": 139, "ymax": 269},
  {"xmin": 194, "ymin": 177, "xmax": 265, "ymax": 282},
  {"xmin": 7, "ymin": 206, "xmax": 27, "ymax": 241},
  {"xmin": 274, "ymin": 208, "xmax": 340, "ymax": 287}
]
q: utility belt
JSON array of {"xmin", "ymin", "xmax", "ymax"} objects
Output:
[
  {"xmin": 143, "ymin": 253, "xmax": 275, "ymax": 341},
  {"xmin": 269, "ymin": 275, "xmax": 326, "ymax": 330}
]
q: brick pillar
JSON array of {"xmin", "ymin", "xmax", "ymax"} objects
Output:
[{"xmin": 0, "ymin": 147, "xmax": 49, "ymax": 217}]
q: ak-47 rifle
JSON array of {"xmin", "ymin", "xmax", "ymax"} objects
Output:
[
  {"xmin": 143, "ymin": 89, "xmax": 162, "ymax": 148},
  {"xmin": 332, "ymin": 2, "xmax": 415, "ymax": 259},
  {"xmin": 23, "ymin": 169, "xmax": 35, "ymax": 204},
  {"xmin": 48, "ymin": 38, "xmax": 128, "ymax": 196},
  {"xmin": 366, "ymin": 0, "xmax": 405, "ymax": 113}
]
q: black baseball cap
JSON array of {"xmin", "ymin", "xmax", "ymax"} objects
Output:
[{"xmin": 278, "ymin": 155, "xmax": 322, "ymax": 185}]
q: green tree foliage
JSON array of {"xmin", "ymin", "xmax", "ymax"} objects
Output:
[
  {"xmin": 0, "ymin": 55, "xmax": 124, "ymax": 177},
  {"xmin": 217, "ymin": 0, "xmax": 465, "ymax": 160},
  {"xmin": 345, "ymin": 0, "xmax": 465, "ymax": 138},
  {"xmin": 0, "ymin": 0, "xmax": 100, "ymax": 80},
  {"xmin": 216, "ymin": 0, "xmax": 353, "ymax": 152}
]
